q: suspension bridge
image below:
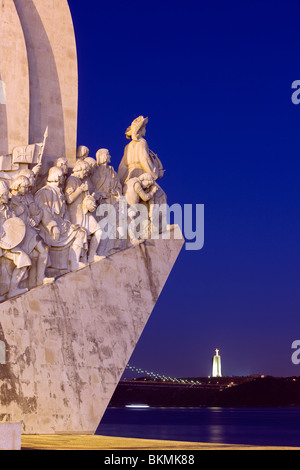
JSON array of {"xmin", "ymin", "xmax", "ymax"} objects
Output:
[{"xmin": 125, "ymin": 364, "xmax": 207, "ymax": 385}]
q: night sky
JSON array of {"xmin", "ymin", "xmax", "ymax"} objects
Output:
[{"xmin": 68, "ymin": 0, "xmax": 300, "ymax": 378}]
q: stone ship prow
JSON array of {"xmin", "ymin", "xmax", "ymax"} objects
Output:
[{"xmin": 0, "ymin": 228, "xmax": 184, "ymax": 434}]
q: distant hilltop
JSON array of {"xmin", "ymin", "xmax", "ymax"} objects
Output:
[{"xmin": 109, "ymin": 376, "xmax": 300, "ymax": 408}]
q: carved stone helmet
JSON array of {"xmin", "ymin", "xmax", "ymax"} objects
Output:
[{"xmin": 125, "ymin": 116, "xmax": 148, "ymax": 141}]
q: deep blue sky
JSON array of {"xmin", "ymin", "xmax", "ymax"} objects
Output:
[{"xmin": 69, "ymin": 0, "xmax": 300, "ymax": 377}]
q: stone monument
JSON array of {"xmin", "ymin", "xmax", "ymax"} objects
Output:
[
  {"xmin": 212, "ymin": 349, "xmax": 222, "ymax": 378},
  {"xmin": 0, "ymin": 0, "xmax": 184, "ymax": 434}
]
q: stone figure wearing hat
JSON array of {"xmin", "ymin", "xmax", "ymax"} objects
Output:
[
  {"xmin": 118, "ymin": 116, "xmax": 167, "ymax": 207},
  {"xmin": 118, "ymin": 116, "xmax": 165, "ymax": 185}
]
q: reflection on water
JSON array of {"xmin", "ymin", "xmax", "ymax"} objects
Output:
[
  {"xmin": 208, "ymin": 425, "xmax": 223, "ymax": 443},
  {"xmin": 96, "ymin": 407, "xmax": 300, "ymax": 447}
]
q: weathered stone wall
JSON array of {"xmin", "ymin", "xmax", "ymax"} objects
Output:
[{"xmin": 0, "ymin": 229, "xmax": 184, "ymax": 434}]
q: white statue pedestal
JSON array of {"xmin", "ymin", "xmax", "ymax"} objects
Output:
[{"xmin": 0, "ymin": 423, "xmax": 21, "ymax": 450}]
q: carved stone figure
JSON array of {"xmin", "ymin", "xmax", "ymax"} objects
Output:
[
  {"xmin": 54, "ymin": 157, "xmax": 69, "ymax": 188},
  {"xmin": 91, "ymin": 149, "xmax": 123, "ymax": 255},
  {"xmin": 16, "ymin": 168, "xmax": 44, "ymax": 235},
  {"xmin": 84, "ymin": 157, "xmax": 97, "ymax": 170},
  {"xmin": 10, "ymin": 175, "xmax": 53, "ymax": 289},
  {"xmin": 64, "ymin": 160, "xmax": 103, "ymax": 263},
  {"xmin": 0, "ymin": 180, "xmax": 31, "ymax": 300},
  {"xmin": 118, "ymin": 116, "xmax": 164, "ymax": 184},
  {"xmin": 84, "ymin": 157, "xmax": 98, "ymax": 196},
  {"xmin": 18, "ymin": 166, "xmax": 41, "ymax": 195},
  {"xmin": 76, "ymin": 145, "xmax": 89, "ymax": 161},
  {"xmin": 124, "ymin": 173, "xmax": 158, "ymax": 244},
  {"xmin": 118, "ymin": 116, "xmax": 167, "ymax": 208},
  {"xmin": 0, "ymin": 114, "xmax": 169, "ymax": 301},
  {"xmin": 124, "ymin": 173, "xmax": 158, "ymax": 206},
  {"xmin": 92, "ymin": 149, "xmax": 122, "ymax": 205},
  {"xmin": 35, "ymin": 166, "xmax": 88, "ymax": 274}
]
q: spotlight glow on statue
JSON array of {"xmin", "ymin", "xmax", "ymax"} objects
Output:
[{"xmin": 212, "ymin": 348, "xmax": 222, "ymax": 377}]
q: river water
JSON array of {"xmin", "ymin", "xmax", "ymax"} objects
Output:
[{"xmin": 96, "ymin": 407, "xmax": 300, "ymax": 447}]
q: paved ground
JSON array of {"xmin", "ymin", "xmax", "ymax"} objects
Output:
[{"xmin": 20, "ymin": 435, "xmax": 300, "ymax": 450}]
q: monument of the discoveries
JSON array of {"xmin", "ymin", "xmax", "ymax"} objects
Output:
[{"xmin": 0, "ymin": 0, "xmax": 184, "ymax": 434}]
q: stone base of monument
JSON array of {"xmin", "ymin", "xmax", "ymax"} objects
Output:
[
  {"xmin": 0, "ymin": 226, "xmax": 184, "ymax": 434},
  {"xmin": 0, "ymin": 423, "xmax": 21, "ymax": 450}
]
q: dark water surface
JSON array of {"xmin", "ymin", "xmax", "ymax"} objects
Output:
[{"xmin": 96, "ymin": 407, "xmax": 300, "ymax": 447}]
